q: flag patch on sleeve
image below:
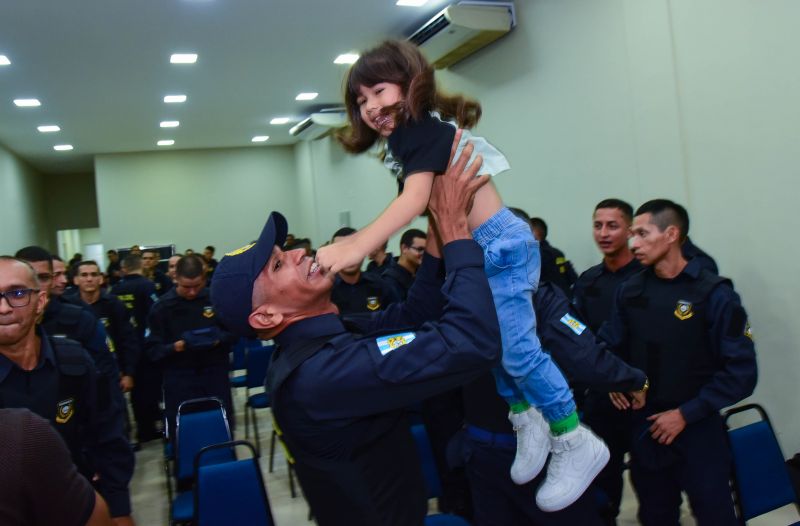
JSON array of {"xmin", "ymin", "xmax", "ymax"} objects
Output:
[
  {"xmin": 560, "ymin": 314, "xmax": 586, "ymax": 335},
  {"xmin": 376, "ymin": 332, "xmax": 416, "ymax": 356}
]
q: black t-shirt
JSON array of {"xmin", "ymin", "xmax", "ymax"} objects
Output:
[
  {"xmin": 0, "ymin": 408, "xmax": 96, "ymax": 526},
  {"xmin": 387, "ymin": 113, "xmax": 455, "ymax": 181}
]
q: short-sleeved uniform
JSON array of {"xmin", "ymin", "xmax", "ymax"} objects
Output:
[
  {"xmin": 269, "ymin": 241, "xmax": 501, "ymax": 526},
  {"xmin": 598, "ymin": 259, "xmax": 757, "ymax": 525},
  {"xmin": 0, "ymin": 408, "xmax": 96, "ymax": 526},
  {"xmin": 384, "ymin": 112, "xmax": 575, "ymax": 422}
]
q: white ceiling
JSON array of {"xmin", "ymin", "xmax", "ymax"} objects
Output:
[{"xmin": 0, "ymin": 0, "xmax": 495, "ymax": 175}]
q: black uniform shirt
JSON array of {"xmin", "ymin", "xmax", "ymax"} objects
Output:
[
  {"xmin": 365, "ymin": 253, "xmax": 395, "ymax": 276},
  {"xmin": 270, "ymin": 241, "xmax": 501, "ymax": 526},
  {"xmin": 111, "ymin": 274, "xmax": 157, "ymax": 345},
  {"xmin": 331, "ymin": 272, "xmax": 399, "ymax": 315},
  {"xmin": 573, "ymin": 257, "xmax": 642, "ymax": 333},
  {"xmin": 381, "ymin": 264, "xmax": 415, "ymax": 302},
  {"xmin": 539, "ymin": 239, "xmax": 578, "ymax": 299}
]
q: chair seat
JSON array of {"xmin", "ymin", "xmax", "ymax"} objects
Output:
[
  {"xmin": 230, "ymin": 375, "xmax": 247, "ymax": 388},
  {"xmin": 172, "ymin": 491, "xmax": 194, "ymax": 522},
  {"xmin": 248, "ymin": 392, "xmax": 270, "ymax": 409},
  {"xmin": 424, "ymin": 514, "xmax": 471, "ymax": 525}
]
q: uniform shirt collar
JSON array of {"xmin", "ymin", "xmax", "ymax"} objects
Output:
[
  {"xmin": 681, "ymin": 257, "xmax": 705, "ymax": 279},
  {"xmin": 603, "ymin": 257, "xmax": 641, "ymax": 275},
  {"xmin": 0, "ymin": 326, "xmax": 56, "ymax": 383},
  {"xmin": 274, "ymin": 313, "xmax": 346, "ymax": 348}
]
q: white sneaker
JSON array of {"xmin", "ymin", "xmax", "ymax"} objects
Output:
[
  {"xmin": 509, "ymin": 407, "xmax": 550, "ymax": 485},
  {"xmin": 535, "ymin": 424, "xmax": 610, "ymax": 512}
]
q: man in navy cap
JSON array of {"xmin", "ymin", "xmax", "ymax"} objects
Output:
[{"xmin": 211, "ymin": 139, "xmax": 502, "ymax": 526}]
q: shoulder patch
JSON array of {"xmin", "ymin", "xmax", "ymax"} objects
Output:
[
  {"xmin": 559, "ymin": 313, "xmax": 586, "ymax": 335},
  {"xmin": 376, "ymin": 332, "xmax": 416, "ymax": 356},
  {"xmin": 56, "ymin": 398, "xmax": 75, "ymax": 424}
]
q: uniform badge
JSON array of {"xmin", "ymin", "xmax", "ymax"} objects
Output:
[
  {"xmin": 226, "ymin": 242, "xmax": 255, "ymax": 257},
  {"xmin": 56, "ymin": 398, "xmax": 75, "ymax": 424},
  {"xmin": 366, "ymin": 296, "xmax": 381, "ymax": 311},
  {"xmin": 203, "ymin": 306, "xmax": 215, "ymax": 318},
  {"xmin": 376, "ymin": 332, "xmax": 416, "ymax": 356},
  {"xmin": 674, "ymin": 300, "xmax": 694, "ymax": 321},
  {"xmin": 559, "ymin": 313, "xmax": 586, "ymax": 335},
  {"xmin": 744, "ymin": 321, "xmax": 754, "ymax": 340},
  {"xmin": 101, "ymin": 317, "xmax": 110, "ymax": 328}
]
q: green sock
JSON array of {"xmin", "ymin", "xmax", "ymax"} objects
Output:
[
  {"xmin": 509, "ymin": 401, "xmax": 530, "ymax": 414},
  {"xmin": 549, "ymin": 411, "xmax": 579, "ymax": 436}
]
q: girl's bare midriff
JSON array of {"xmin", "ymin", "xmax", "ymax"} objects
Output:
[{"xmin": 466, "ymin": 178, "xmax": 504, "ymax": 231}]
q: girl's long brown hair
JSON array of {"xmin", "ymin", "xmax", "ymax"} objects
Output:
[{"xmin": 336, "ymin": 40, "xmax": 481, "ymax": 154}]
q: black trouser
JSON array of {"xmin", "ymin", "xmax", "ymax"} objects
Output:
[
  {"xmin": 462, "ymin": 430, "xmax": 603, "ymax": 526},
  {"xmin": 582, "ymin": 392, "xmax": 633, "ymax": 525},
  {"xmin": 130, "ymin": 359, "xmax": 162, "ymax": 442},
  {"xmin": 629, "ymin": 412, "xmax": 737, "ymax": 526}
]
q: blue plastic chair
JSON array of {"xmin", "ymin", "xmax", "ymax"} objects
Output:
[
  {"xmin": 229, "ymin": 338, "xmax": 249, "ymax": 389},
  {"xmin": 194, "ymin": 440, "xmax": 274, "ymax": 526},
  {"xmin": 243, "ymin": 344, "xmax": 275, "ymax": 454},
  {"xmin": 724, "ymin": 403, "xmax": 800, "ymax": 525},
  {"xmin": 169, "ymin": 397, "xmax": 235, "ymax": 525}
]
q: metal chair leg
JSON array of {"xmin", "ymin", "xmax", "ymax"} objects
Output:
[
  {"xmin": 252, "ymin": 406, "xmax": 261, "ymax": 455},
  {"xmin": 269, "ymin": 429, "xmax": 277, "ymax": 473},
  {"xmin": 289, "ymin": 460, "xmax": 297, "ymax": 498}
]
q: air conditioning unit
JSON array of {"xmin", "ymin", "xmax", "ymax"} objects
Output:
[
  {"xmin": 289, "ymin": 110, "xmax": 348, "ymax": 141},
  {"xmin": 408, "ymin": 2, "xmax": 515, "ymax": 69}
]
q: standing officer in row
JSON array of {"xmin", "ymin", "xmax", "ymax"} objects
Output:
[
  {"xmin": 146, "ymin": 254, "xmax": 236, "ymax": 441},
  {"xmin": 0, "ymin": 256, "xmax": 135, "ymax": 525},
  {"xmin": 600, "ymin": 199, "xmax": 757, "ymax": 525},
  {"xmin": 572, "ymin": 198, "xmax": 641, "ymax": 525},
  {"xmin": 112, "ymin": 254, "xmax": 161, "ymax": 445},
  {"xmin": 142, "ymin": 249, "xmax": 172, "ymax": 296}
]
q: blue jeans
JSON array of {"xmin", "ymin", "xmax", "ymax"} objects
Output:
[{"xmin": 472, "ymin": 207, "xmax": 576, "ymax": 422}]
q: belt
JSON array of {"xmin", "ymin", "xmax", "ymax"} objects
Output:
[{"xmin": 466, "ymin": 425, "xmax": 516, "ymax": 448}]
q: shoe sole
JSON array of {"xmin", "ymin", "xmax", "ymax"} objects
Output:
[{"xmin": 535, "ymin": 443, "xmax": 611, "ymax": 512}]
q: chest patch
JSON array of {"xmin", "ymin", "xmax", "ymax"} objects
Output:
[
  {"xmin": 559, "ymin": 314, "xmax": 586, "ymax": 335},
  {"xmin": 674, "ymin": 300, "xmax": 694, "ymax": 321},
  {"xmin": 366, "ymin": 296, "xmax": 381, "ymax": 311},
  {"xmin": 376, "ymin": 332, "xmax": 416, "ymax": 356},
  {"xmin": 56, "ymin": 397, "xmax": 75, "ymax": 424},
  {"xmin": 203, "ymin": 306, "xmax": 215, "ymax": 318}
]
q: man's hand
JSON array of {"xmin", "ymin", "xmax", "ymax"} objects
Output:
[
  {"xmin": 119, "ymin": 375, "xmax": 134, "ymax": 393},
  {"xmin": 428, "ymin": 134, "xmax": 488, "ymax": 245},
  {"xmin": 647, "ymin": 408, "xmax": 686, "ymax": 445},
  {"xmin": 609, "ymin": 390, "xmax": 647, "ymax": 410},
  {"xmin": 174, "ymin": 340, "xmax": 186, "ymax": 353}
]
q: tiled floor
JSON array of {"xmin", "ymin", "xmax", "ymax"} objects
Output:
[{"xmin": 129, "ymin": 389, "xmax": 800, "ymax": 525}]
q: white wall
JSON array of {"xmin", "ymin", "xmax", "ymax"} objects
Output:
[
  {"xmin": 95, "ymin": 146, "xmax": 300, "ymax": 255},
  {"xmin": 0, "ymin": 144, "xmax": 49, "ymax": 254},
  {"xmin": 298, "ymin": 0, "xmax": 800, "ymax": 452}
]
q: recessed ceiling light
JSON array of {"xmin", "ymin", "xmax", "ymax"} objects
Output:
[
  {"xmin": 295, "ymin": 92, "xmax": 318, "ymax": 101},
  {"xmin": 157, "ymin": 140, "xmax": 175, "ymax": 146},
  {"xmin": 270, "ymin": 117, "xmax": 290, "ymax": 125},
  {"xmin": 160, "ymin": 120, "xmax": 180, "ymax": 128},
  {"xmin": 170, "ymin": 53, "xmax": 198, "ymax": 64},
  {"xmin": 251, "ymin": 136, "xmax": 270, "ymax": 143},
  {"xmin": 397, "ymin": 0, "xmax": 428, "ymax": 5},
  {"xmin": 334, "ymin": 53, "xmax": 359, "ymax": 65},
  {"xmin": 14, "ymin": 98, "xmax": 41, "ymax": 107},
  {"xmin": 0, "ymin": 55, "xmax": 10, "ymax": 66},
  {"xmin": 163, "ymin": 94, "xmax": 187, "ymax": 103},
  {"xmin": 37, "ymin": 125, "xmax": 61, "ymax": 133},
  {"xmin": 53, "ymin": 144, "xmax": 73, "ymax": 151}
]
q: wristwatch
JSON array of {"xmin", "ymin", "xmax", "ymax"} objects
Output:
[{"xmin": 640, "ymin": 377, "xmax": 650, "ymax": 393}]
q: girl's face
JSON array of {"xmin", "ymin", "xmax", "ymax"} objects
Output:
[{"xmin": 356, "ymin": 82, "xmax": 403, "ymax": 137}]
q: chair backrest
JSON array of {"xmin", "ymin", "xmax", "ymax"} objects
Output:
[
  {"xmin": 195, "ymin": 441, "xmax": 274, "ymax": 526},
  {"xmin": 175, "ymin": 397, "xmax": 234, "ymax": 483},
  {"xmin": 424, "ymin": 514, "xmax": 471, "ymax": 526},
  {"xmin": 411, "ymin": 423, "xmax": 443, "ymax": 499},
  {"xmin": 725, "ymin": 403, "xmax": 799, "ymax": 521},
  {"xmin": 231, "ymin": 338, "xmax": 249, "ymax": 371},
  {"xmin": 245, "ymin": 344, "xmax": 275, "ymax": 390}
]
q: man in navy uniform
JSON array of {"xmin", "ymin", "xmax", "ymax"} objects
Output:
[
  {"xmin": 600, "ymin": 199, "xmax": 757, "ymax": 525},
  {"xmin": 211, "ymin": 140, "xmax": 501, "ymax": 526},
  {"xmin": 0, "ymin": 256, "xmax": 135, "ymax": 525}
]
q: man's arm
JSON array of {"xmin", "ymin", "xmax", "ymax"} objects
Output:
[{"xmin": 145, "ymin": 305, "xmax": 179, "ymax": 361}]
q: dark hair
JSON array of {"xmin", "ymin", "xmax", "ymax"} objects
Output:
[
  {"xmin": 529, "ymin": 218, "xmax": 548, "ymax": 239},
  {"xmin": 142, "ymin": 248, "xmax": 159, "ymax": 256},
  {"xmin": 107, "ymin": 249, "xmax": 118, "ymax": 255},
  {"xmin": 400, "ymin": 228, "xmax": 427, "ymax": 248},
  {"xmin": 15, "ymin": 246, "xmax": 53, "ymax": 265},
  {"xmin": 121, "ymin": 254, "xmax": 142, "ymax": 271},
  {"xmin": 0, "ymin": 256, "xmax": 39, "ymax": 286},
  {"xmin": 205, "ymin": 246, "xmax": 215, "ymax": 253},
  {"xmin": 337, "ymin": 40, "xmax": 482, "ymax": 154},
  {"xmin": 52, "ymin": 255, "xmax": 64, "ymax": 263},
  {"xmin": 635, "ymin": 199, "xmax": 689, "ymax": 241},
  {"xmin": 176, "ymin": 255, "xmax": 205, "ymax": 279},
  {"xmin": 508, "ymin": 207, "xmax": 530, "ymax": 221},
  {"xmin": 332, "ymin": 227, "xmax": 357, "ymax": 241},
  {"xmin": 76, "ymin": 260, "xmax": 100, "ymax": 271},
  {"xmin": 595, "ymin": 198, "xmax": 634, "ymax": 223}
]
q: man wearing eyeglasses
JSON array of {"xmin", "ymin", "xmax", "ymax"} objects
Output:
[
  {"xmin": 382, "ymin": 228, "xmax": 427, "ymax": 302},
  {"xmin": 0, "ymin": 256, "xmax": 136, "ymax": 526}
]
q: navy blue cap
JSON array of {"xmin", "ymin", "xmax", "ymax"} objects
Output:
[{"xmin": 210, "ymin": 212, "xmax": 287, "ymax": 336}]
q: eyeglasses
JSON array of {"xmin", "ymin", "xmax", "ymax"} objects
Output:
[
  {"xmin": 0, "ymin": 288, "xmax": 40, "ymax": 308},
  {"xmin": 410, "ymin": 246, "xmax": 426, "ymax": 253}
]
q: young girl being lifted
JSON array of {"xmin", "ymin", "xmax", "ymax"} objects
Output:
[{"xmin": 315, "ymin": 40, "xmax": 608, "ymax": 512}]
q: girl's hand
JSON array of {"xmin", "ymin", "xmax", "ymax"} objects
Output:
[{"xmin": 315, "ymin": 238, "xmax": 366, "ymax": 274}]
